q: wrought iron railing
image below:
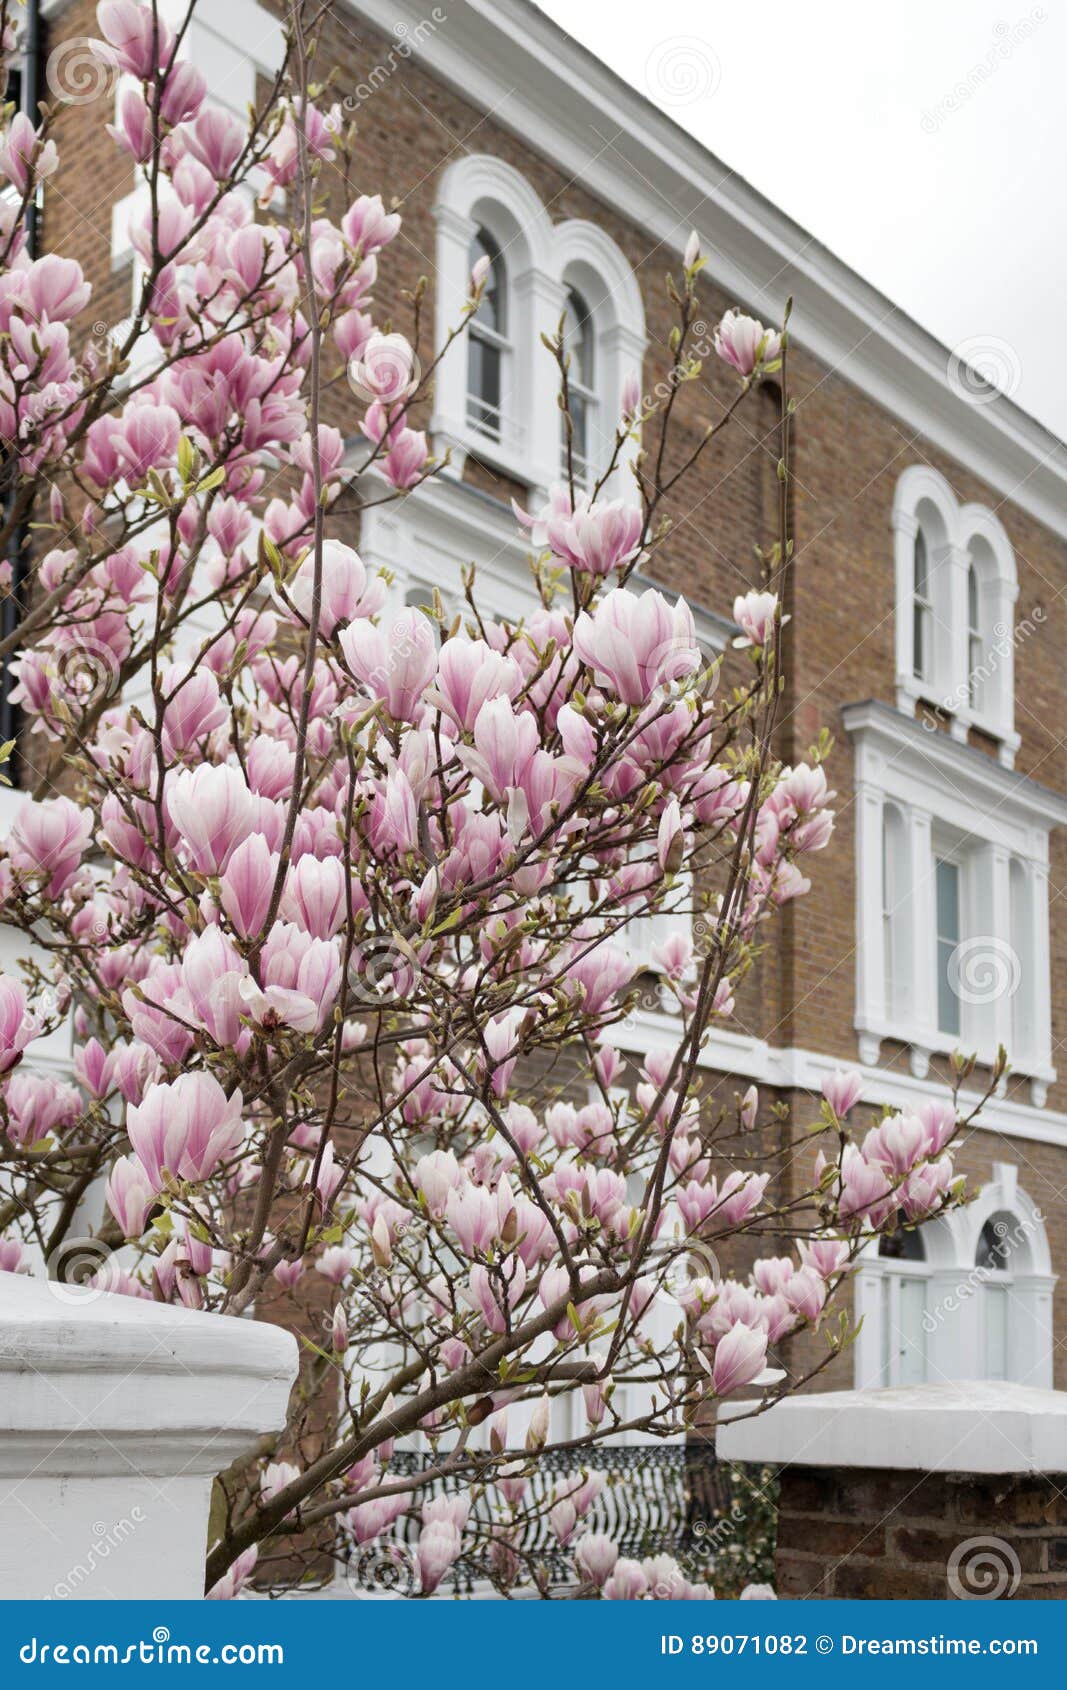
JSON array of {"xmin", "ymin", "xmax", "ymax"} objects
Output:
[{"xmin": 388, "ymin": 1442, "xmax": 732, "ymax": 1594}]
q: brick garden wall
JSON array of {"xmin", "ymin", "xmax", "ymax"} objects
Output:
[{"xmin": 775, "ymin": 1464, "xmax": 1067, "ymax": 1599}]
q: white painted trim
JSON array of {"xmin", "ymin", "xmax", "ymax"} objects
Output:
[
  {"xmin": 614, "ymin": 1003, "xmax": 1067, "ymax": 1150},
  {"xmin": 432, "ymin": 154, "xmax": 646, "ymax": 499},
  {"xmin": 892, "ymin": 465, "xmax": 1020, "ymax": 758},
  {"xmin": 349, "ymin": 0, "xmax": 1067, "ymax": 541},
  {"xmin": 843, "ymin": 700, "xmax": 1062, "ymax": 1091},
  {"xmin": 718, "ymin": 1379, "xmax": 1067, "ymax": 1474}
]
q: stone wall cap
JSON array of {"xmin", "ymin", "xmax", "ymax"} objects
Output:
[
  {"xmin": 0, "ymin": 1271, "xmax": 295, "ymax": 1382},
  {"xmin": 716, "ymin": 1381, "xmax": 1067, "ymax": 1475}
]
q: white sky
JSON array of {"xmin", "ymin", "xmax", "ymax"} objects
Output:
[{"xmin": 536, "ymin": 0, "xmax": 1063, "ymax": 439}]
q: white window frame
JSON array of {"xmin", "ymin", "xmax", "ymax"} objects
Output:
[
  {"xmin": 847, "ymin": 700, "xmax": 1062, "ymax": 1102},
  {"xmin": 892, "ymin": 465, "xmax": 1019, "ymax": 765},
  {"xmin": 854, "ymin": 1164, "xmax": 1055, "ymax": 1389},
  {"xmin": 433, "ymin": 157, "xmax": 646, "ymax": 501}
]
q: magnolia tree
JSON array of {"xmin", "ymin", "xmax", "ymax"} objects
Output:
[{"xmin": 0, "ymin": 0, "xmax": 990, "ymax": 1601}]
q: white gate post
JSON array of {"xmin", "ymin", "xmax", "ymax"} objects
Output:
[{"xmin": 0, "ymin": 1273, "xmax": 298, "ymax": 1600}]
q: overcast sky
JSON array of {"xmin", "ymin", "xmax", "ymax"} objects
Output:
[{"xmin": 537, "ymin": 0, "xmax": 1062, "ymax": 440}]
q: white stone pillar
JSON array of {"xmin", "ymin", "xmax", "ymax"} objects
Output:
[{"xmin": 0, "ymin": 1274, "xmax": 297, "ymax": 1600}]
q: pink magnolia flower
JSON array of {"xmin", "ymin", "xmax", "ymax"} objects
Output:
[
  {"xmin": 544, "ymin": 499, "xmax": 643, "ymax": 577},
  {"xmin": 280, "ymin": 854, "xmax": 349, "ymax": 939},
  {"xmin": 219, "ymin": 834, "xmax": 279, "ymax": 939},
  {"xmin": 782, "ymin": 1265, "xmax": 827, "ymax": 1323},
  {"xmin": 821, "ymin": 1068, "xmax": 862, "ymax": 1119},
  {"xmin": 167, "ymin": 764, "xmax": 256, "ymax": 875},
  {"xmin": 446, "ymin": 1182, "xmax": 497, "ymax": 1256},
  {"xmin": 239, "ymin": 923, "xmax": 341, "ymax": 1034},
  {"xmin": 711, "ymin": 1319, "xmax": 768, "ymax": 1396},
  {"xmin": 105, "ymin": 1152, "xmax": 158, "ymax": 1236},
  {"xmin": 284, "ymin": 540, "xmax": 384, "ymax": 637},
  {"xmin": 603, "ymin": 1557, "xmax": 649, "ymax": 1600},
  {"xmin": 348, "ymin": 331, "xmax": 418, "ymax": 404},
  {"xmin": 573, "ymin": 587, "xmax": 699, "ymax": 705},
  {"xmin": 714, "ymin": 309, "xmax": 781, "ymax": 377},
  {"xmin": 96, "ymin": 0, "xmax": 175, "ymax": 77},
  {"xmin": 383, "ymin": 427, "xmax": 429, "ymax": 490},
  {"xmin": 339, "ymin": 609, "xmax": 437, "ymax": 723},
  {"xmin": 733, "ymin": 589, "xmax": 779, "ymax": 648},
  {"xmin": 417, "ymin": 1519, "xmax": 462, "ymax": 1596},
  {"xmin": 427, "ymin": 638, "xmax": 521, "ymax": 734},
  {"xmin": 0, "ymin": 978, "xmax": 37, "ymax": 1073},
  {"xmin": 260, "ymin": 1460, "xmax": 300, "ymax": 1505},
  {"xmin": 206, "ymin": 1546, "xmax": 258, "ymax": 1601},
  {"xmin": 127, "ymin": 1072, "xmax": 245, "ymax": 1188},
  {"xmin": 576, "ymin": 1532, "xmax": 618, "ymax": 1587},
  {"xmin": 8, "ymin": 797, "xmax": 93, "ymax": 898},
  {"xmin": 342, "ymin": 193, "xmax": 402, "ymax": 254},
  {"xmin": 160, "ymin": 666, "xmax": 229, "ymax": 759}
]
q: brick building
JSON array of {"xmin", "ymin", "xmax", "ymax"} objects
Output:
[{"xmin": 30, "ymin": 0, "xmax": 1067, "ymax": 1413}]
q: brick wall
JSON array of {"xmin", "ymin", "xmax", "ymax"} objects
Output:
[{"xmin": 776, "ymin": 1464, "xmax": 1067, "ymax": 1599}]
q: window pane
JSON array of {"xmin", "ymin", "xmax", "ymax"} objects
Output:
[
  {"xmin": 976, "ymin": 1215, "xmax": 1013, "ymax": 1271},
  {"xmin": 913, "ymin": 602, "xmax": 927, "ymax": 681},
  {"xmin": 563, "ymin": 391, "xmax": 588, "ymax": 478},
  {"xmin": 936, "ymin": 858, "xmax": 960, "ymax": 1036},
  {"xmin": 469, "ymin": 228, "xmax": 506, "ymax": 334},
  {"xmin": 984, "ymin": 1284, "xmax": 1008, "ymax": 1380},
  {"xmin": 913, "ymin": 528, "xmax": 928, "ymax": 595},
  {"xmin": 879, "ymin": 1226, "xmax": 926, "ymax": 1262},
  {"xmin": 467, "ymin": 339, "xmax": 501, "ymax": 437},
  {"xmin": 897, "ymin": 1277, "xmax": 928, "ymax": 1385},
  {"xmin": 562, "ymin": 288, "xmax": 594, "ymax": 387}
]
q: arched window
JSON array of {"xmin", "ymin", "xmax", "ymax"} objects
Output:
[
  {"xmin": 560, "ymin": 286, "xmax": 596, "ymax": 484},
  {"xmin": 893, "ymin": 467, "xmax": 1019, "ymax": 762},
  {"xmin": 466, "ymin": 227, "xmax": 508, "ymax": 441},
  {"xmin": 975, "ymin": 1213, "xmax": 1016, "ymax": 1382},
  {"xmin": 913, "ymin": 528, "xmax": 932, "ymax": 683}
]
